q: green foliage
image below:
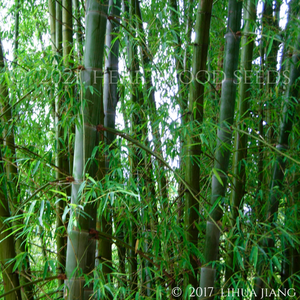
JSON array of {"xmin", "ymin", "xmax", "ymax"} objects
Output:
[{"xmin": 0, "ymin": 0, "xmax": 300, "ymax": 299}]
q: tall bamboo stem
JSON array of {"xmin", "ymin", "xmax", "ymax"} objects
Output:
[
  {"xmin": 65, "ymin": 1, "xmax": 108, "ymax": 299},
  {"xmin": 225, "ymin": 0, "xmax": 256, "ymax": 285},
  {"xmin": 96, "ymin": 0, "xmax": 121, "ymax": 290},
  {"xmin": 199, "ymin": 0, "xmax": 242, "ymax": 297},
  {"xmin": 0, "ymin": 36, "xmax": 22, "ymax": 300},
  {"xmin": 184, "ymin": 0, "xmax": 213, "ymax": 287},
  {"xmin": 0, "ymin": 21, "xmax": 34, "ymax": 300}
]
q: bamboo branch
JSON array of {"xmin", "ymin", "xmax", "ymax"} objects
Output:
[{"xmin": 0, "ymin": 276, "xmax": 61, "ymax": 299}]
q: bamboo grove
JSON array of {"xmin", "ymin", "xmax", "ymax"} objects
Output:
[{"xmin": 0, "ymin": 0, "xmax": 300, "ymax": 299}]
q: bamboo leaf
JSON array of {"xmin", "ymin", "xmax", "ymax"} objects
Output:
[
  {"xmin": 12, "ymin": 252, "xmax": 25, "ymax": 272},
  {"xmin": 251, "ymin": 246, "xmax": 258, "ymax": 269},
  {"xmin": 272, "ymin": 256, "xmax": 281, "ymax": 271},
  {"xmin": 209, "ymin": 196, "xmax": 223, "ymax": 215},
  {"xmin": 266, "ymin": 35, "xmax": 274, "ymax": 57},
  {"xmin": 234, "ymin": 246, "xmax": 244, "ymax": 269},
  {"xmin": 51, "ymin": 189, "xmax": 67, "ymax": 199},
  {"xmin": 62, "ymin": 205, "xmax": 70, "ymax": 223},
  {"xmin": 25, "ymin": 201, "xmax": 36, "ymax": 226},
  {"xmin": 212, "ymin": 168, "xmax": 224, "ymax": 186},
  {"xmin": 32, "ymin": 160, "xmax": 40, "ymax": 176},
  {"xmin": 43, "ymin": 261, "xmax": 48, "ymax": 280},
  {"xmin": 49, "ymin": 259, "xmax": 55, "ymax": 273},
  {"xmin": 110, "ymin": 192, "xmax": 114, "ymax": 205}
]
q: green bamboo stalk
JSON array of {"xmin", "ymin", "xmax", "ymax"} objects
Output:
[
  {"xmin": 0, "ymin": 149, "xmax": 21, "ymax": 300},
  {"xmin": 56, "ymin": 1, "xmax": 63, "ymax": 57},
  {"xmin": 267, "ymin": 33, "xmax": 300, "ymax": 233},
  {"xmin": 48, "ymin": 0, "xmax": 56, "ymax": 53},
  {"xmin": 121, "ymin": 0, "xmax": 133, "ymax": 290},
  {"xmin": 64, "ymin": 0, "xmax": 108, "ymax": 299},
  {"xmin": 63, "ymin": 0, "xmax": 73, "ymax": 66},
  {"xmin": 117, "ymin": 0, "xmax": 130, "ymax": 284},
  {"xmin": 54, "ymin": 0, "xmax": 66, "ymax": 290},
  {"xmin": 127, "ymin": 0, "xmax": 141, "ymax": 291},
  {"xmin": 0, "ymin": 29, "xmax": 34, "ymax": 300},
  {"xmin": 141, "ymin": 162, "xmax": 156, "ymax": 297},
  {"xmin": 291, "ymin": 175, "xmax": 300, "ymax": 293},
  {"xmin": 183, "ymin": 0, "xmax": 194, "ymax": 72},
  {"xmin": 122, "ymin": 1, "xmax": 157, "ymax": 293},
  {"xmin": 257, "ymin": 0, "xmax": 288, "ymax": 220},
  {"xmin": 230, "ymin": 0, "xmax": 256, "ymax": 228},
  {"xmin": 184, "ymin": 0, "xmax": 213, "ymax": 287},
  {"xmin": 135, "ymin": 0, "xmax": 168, "ymax": 209},
  {"xmin": 48, "ymin": 0, "xmax": 56, "ymax": 124},
  {"xmin": 278, "ymin": 1, "xmax": 295, "ymax": 292},
  {"xmin": 135, "ymin": 2, "xmax": 165, "ymax": 293},
  {"xmin": 207, "ymin": 3, "xmax": 226, "ymax": 115},
  {"xmin": 130, "ymin": 2, "xmax": 157, "ymax": 295},
  {"xmin": 281, "ymin": 174, "xmax": 295, "ymax": 290},
  {"xmin": 134, "ymin": 22, "xmax": 164, "ymax": 295},
  {"xmin": 169, "ymin": 0, "xmax": 187, "ymax": 218},
  {"xmin": 254, "ymin": 18, "xmax": 300, "ymax": 300},
  {"xmin": 117, "ymin": 229, "xmax": 126, "ymax": 286},
  {"xmin": 199, "ymin": 0, "xmax": 242, "ymax": 297},
  {"xmin": 103, "ymin": 0, "xmax": 120, "ymax": 149},
  {"xmin": 97, "ymin": 0, "xmax": 121, "ymax": 287},
  {"xmin": 62, "ymin": 0, "xmax": 73, "ymax": 186},
  {"xmin": 95, "ymin": 77, "xmax": 108, "ymax": 291},
  {"xmin": 225, "ymin": 0, "xmax": 256, "ymax": 285},
  {"xmin": 257, "ymin": 30, "xmax": 265, "ymax": 220},
  {"xmin": 73, "ymin": 0, "xmax": 84, "ymax": 58},
  {"xmin": 13, "ymin": 0, "xmax": 20, "ymax": 62},
  {"xmin": 169, "ymin": 0, "xmax": 184, "ymax": 88},
  {"xmin": 55, "ymin": 1, "xmax": 74, "ymax": 288},
  {"xmin": 177, "ymin": 0, "xmax": 195, "ymax": 253},
  {"xmin": 1, "ymin": 28, "xmax": 22, "ymax": 300},
  {"xmin": 133, "ymin": 7, "xmax": 157, "ymax": 296},
  {"xmin": 256, "ymin": 2, "xmax": 279, "ymax": 237},
  {"xmin": 122, "ymin": 0, "xmax": 130, "ymax": 62},
  {"xmin": 263, "ymin": 0, "xmax": 280, "ymax": 146}
]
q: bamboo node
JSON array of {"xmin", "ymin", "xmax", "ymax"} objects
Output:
[
  {"xmin": 66, "ymin": 176, "xmax": 75, "ymax": 182},
  {"xmin": 88, "ymin": 228, "xmax": 99, "ymax": 240},
  {"xmin": 57, "ymin": 274, "xmax": 67, "ymax": 280},
  {"xmin": 96, "ymin": 124, "xmax": 106, "ymax": 132}
]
